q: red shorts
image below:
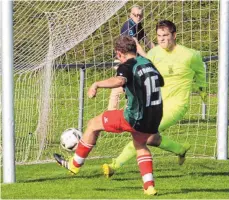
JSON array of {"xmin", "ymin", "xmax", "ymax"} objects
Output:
[{"xmin": 102, "ymin": 110, "xmax": 136, "ymax": 133}]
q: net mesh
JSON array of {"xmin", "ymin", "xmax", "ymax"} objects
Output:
[{"xmin": 1, "ymin": 1, "xmax": 219, "ymax": 164}]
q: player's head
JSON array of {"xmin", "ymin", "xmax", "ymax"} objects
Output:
[
  {"xmin": 156, "ymin": 20, "xmax": 177, "ymax": 51},
  {"xmin": 114, "ymin": 35, "xmax": 137, "ymax": 63},
  {"xmin": 130, "ymin": 5, "xmax": 143, "ymax": 24}
]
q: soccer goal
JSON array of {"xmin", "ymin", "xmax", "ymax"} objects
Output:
[{"xmin": 1, "ymin": 0, "xmax": 228, "ymax": 170}]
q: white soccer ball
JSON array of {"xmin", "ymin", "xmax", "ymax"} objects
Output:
[{"xmin": 60, "ymin": 128, "xmax": 82, "ymax": 152}]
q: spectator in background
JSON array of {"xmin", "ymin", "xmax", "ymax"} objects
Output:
[{"xmin": 121, "ymin": 4, "xmax": 154, "ymax": 50}]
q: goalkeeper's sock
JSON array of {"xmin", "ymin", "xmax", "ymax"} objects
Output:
[
  {"xmin": 72, "ymin": 139, "xmax": 94, "ymax": 167},
  {"xmin": 137, "ymin": 154, "xmax": 155, "ymax": 190},
  {"xmin": 111, "ymin": 141, "xmax": 136, "ymax": 169},
  {"xmin": 158, "ymin": 135, "xmax": 186, "ymax": 155}
]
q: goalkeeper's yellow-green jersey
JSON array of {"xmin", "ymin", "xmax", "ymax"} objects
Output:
[{"xmin": 147, "ymin": 44, "xmax": 206, "ymax": 104}]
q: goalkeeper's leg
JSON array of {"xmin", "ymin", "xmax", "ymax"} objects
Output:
[
  {"xmin": 147, "ymin": 135, "xmax": 191, "ymax": 165},
  {"xmin": 157, "ymin": 101, "xmax": 191, "ymax": 165},
  {"xmin": 158, "ymin": 100, "xmax": 188, "ymax": 132}
]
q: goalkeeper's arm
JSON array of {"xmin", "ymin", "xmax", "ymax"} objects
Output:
[
  {"xmin": 199, "ymin": 87, "xmax": 207, "ymax": 103},
  {"xmin": 191, "ymin": 51, "xmax": 207, "ymax": 103}
]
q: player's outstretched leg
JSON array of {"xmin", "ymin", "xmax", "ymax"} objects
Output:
[
  {"xmin": 178, "ymin": 143, "xmax": 191, "ymax": 165},
  {"xmin": 53, "ymin": 153, "xmax": 80, "ymax": 174}
]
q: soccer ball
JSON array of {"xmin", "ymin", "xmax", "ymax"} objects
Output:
[{"xmin": 60, "ymin": 128, "xmax": 82, "ymax": 152}]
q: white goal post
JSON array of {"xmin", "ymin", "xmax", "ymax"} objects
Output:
[
  {"xmin": 0, "ymin": 1, "xmax": 16, "ymax": 183},
  {"xmin": 1, "ymin": 1, "xmax": 228, "ymax": 184},
  {"xmin": 1, "ymin": 0, "xmax": 15, "ymax": 184},
  {"xmin": 217, "ymin": 0, "xmax": 229, "ymax": 160}
]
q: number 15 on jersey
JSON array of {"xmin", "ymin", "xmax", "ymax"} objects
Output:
[{"xmin": 144, "ymin": 75, "xmax": 162, "ymax": 107}]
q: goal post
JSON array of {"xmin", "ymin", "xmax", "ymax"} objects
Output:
[
  {"xmin": 217, "ymin": 0, "xmax": 229, "ymax": 160},
  {"xmin": 1, "ymin": 0, "xmax": 15, "ymax": 183}
]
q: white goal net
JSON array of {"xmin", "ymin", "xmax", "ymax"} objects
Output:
[{"xmin": 1, "ymin": 1, "xmax": 219, "ymax": 164}]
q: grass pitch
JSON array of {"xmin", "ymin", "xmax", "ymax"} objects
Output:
[{"xmin": 1, "ymin": 156, "xmax": 229, "ymax": 199}]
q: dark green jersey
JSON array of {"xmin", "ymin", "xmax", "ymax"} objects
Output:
[{"xmin": 116, "ymin": 56, "xmax": 164, "ymax": 133}]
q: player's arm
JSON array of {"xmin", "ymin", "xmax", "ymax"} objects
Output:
[
  {"xmin": 191, "ymin": 51, "xmax": 206, "ymax": 87},
  {"xmin": 143, "ymin": 35, "xmax": 155, "ymax": 49},
  {"xmin": 137, "ymin": 25, "xmax": 154, "ymax": 49},
  {"xmin": 133, "ymin": 38, "xmax": 147, "ymax": 57},
  {"xmin": 191, "ymin": 51, "xmax": 207, "ymax": 102},
  {"xmin": 88, "ymin": 76, "xmax": 126, "ymax": 98}
]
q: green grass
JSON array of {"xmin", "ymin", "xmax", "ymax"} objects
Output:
[{"xmin": 1, "ymin": 157, "xmax": 229, "ymax": 199}]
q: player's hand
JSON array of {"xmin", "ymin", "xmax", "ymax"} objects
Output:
[
  {"xmin": 132, "ymin": 37, "xmax": 138, "ymax": 43},
  {"xmin": 199, "ymin": 87, "xmax": 207, "ymax": 103},
  {"xmin": 88, "ymin": 83, "xmax": 98, "ymax": 98}
]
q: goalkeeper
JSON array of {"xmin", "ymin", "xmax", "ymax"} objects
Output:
[{"xmin": 103, "ymin": 20, "xmax": 207, "ymax": 177}]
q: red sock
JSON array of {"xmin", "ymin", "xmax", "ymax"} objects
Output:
[
  {"xmin": 137, "ymin": 154, "xmax": 154, "ymax": 190},
  {"xmin": 72, "ymin": 140, "xmax": 94, "ymax": 167}
]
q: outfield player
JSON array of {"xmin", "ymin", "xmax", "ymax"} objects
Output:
[
  {"xmin": 108, "ymin": 5, "xmax": 154, "ymax": 110},
  {"xmin": 103, "ymin": 20, "xmax": 206, "ymax": 177},
  {"xmin": 54, "ymin": 35, "xmax": 165, "ymax": 195}
]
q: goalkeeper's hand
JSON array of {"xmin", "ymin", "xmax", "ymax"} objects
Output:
[{"xmin": 199, "ymin": 87, "xmax": 207, "ymax": 103}]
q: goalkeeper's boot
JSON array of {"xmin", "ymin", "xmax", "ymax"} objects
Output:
[
  {"xmin": 102, "ymin": 158, "xmax": 116, "ymax": 178},
  {"xmin": 53, "ymin": 153, "xmax": 80, "ymax": 174},
  {"xmin": 144, "ymin": 186, "xmax": 157, "ymax": 196},
  {"xmin": 178, "ymin": 143, "xmax": 191, "ymax": 165}
]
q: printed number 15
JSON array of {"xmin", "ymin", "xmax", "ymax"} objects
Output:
[{"xmin": 144, "ymin": 76, "xmax": 162, "ymax": 107}]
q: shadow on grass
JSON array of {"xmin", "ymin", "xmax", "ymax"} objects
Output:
[
  {"xmin": 181, "ymin": 188, "xmax": 229, "ymax": 193},
  {"xmin": 157, "ymin": 188, "xmax": 228, "ymax": 196},
  {"xmin": 95, "ymin": 186, "xmax": 142, "ymax": 191},
  {"xmin": 189, "ymin": 171, "xmax": 229, "ymax": 176},
  {"xmin": 18, "ymin": 172, "xmax": 103, "ymax": 183}
]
